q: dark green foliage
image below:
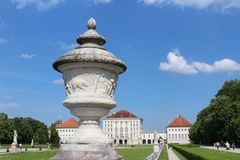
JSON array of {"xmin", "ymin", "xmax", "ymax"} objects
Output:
[
  {"xmin": 13, "ymin": 117, "xmax": 34, "ymax": 144},
  {"xmin": 49, "ymin": 124, "xmax": 60, "ymax": 147},
  {"xmin": 0, "ymin": 113, "xmax": 49, "ymax": 144},
  {"xmin": 0, "ymin": 113, "xmax": 8, "ymax": 120},
  {"xmin": 190, "ymin": 80, "xmax": 240, "ymax": 145},
  {"xmin": 6, "ymin": 148, "xmax": 9, "ymax": 152},
  {"xmin": 0, "ymin": 119, "xmax": 15, "ymax": 144}
]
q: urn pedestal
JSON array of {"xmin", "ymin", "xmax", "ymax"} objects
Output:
[{"xmin": 51, "ymin": 18, "xmax": 126, "ymax": 160}]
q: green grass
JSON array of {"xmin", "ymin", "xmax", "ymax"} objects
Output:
[
  {"xmin": 158, "ymin": 144, "xmax": 168, "ymax": 160},
  {"xmin": 0, "ymin": 150, "xmax": 57, "ymax": 160},
  {"xmin": 0, "ymin": 145, "xmax": 153, "ymax": 160},
  {"xmin": 172, "ymin": 148, "xmax": 188, "ymax": 160},
  {"xmin": 172, "ymin": 144, "xmax": 240, "ymax": 160},
  {"xmin": 117, "ymin": 145, "xmax": 153, "ymax": 160}
]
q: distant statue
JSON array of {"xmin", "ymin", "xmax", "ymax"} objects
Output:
[
  {"xmin": 13, "ymin": 130, "xmax": 18, "ymax": 144},
  {"xmin": 31, "ymin": 139, "xmax": 34, "ymax": 148},
  {"xmin": 154, "ymin": 130, "xmax": 158, "ymax": 144}
]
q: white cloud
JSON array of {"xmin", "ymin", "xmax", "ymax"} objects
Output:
[
  {"xmin": 49, "ymin": 41, "xmax": 77, "ymax": 50},
  {"xmin": 0, "ymin": 38, "xmax": 8, "ymax": 44},
  {"xmin": 141, "ymin": 0, "xmax": 240, "ymax": 11},
  {"xmin": 160, "ymin": 49, "xmax": 240, "ymax": 74},
  {"xmin": 193, "ymin": 59, "xmax": 240, "ymax": 73},
  {"xmin": 94, "ymin": 0, "xmax": 112, "ymax": 4},
  {"xmin": 10, "ymin": 0, "xmax": 64, "ymax": 10},
  {"xmin": 53, "ymin": 79, "xmax": 64, "ymax": 84},
  {"xmin": 20, "ymin": 54, "xmax": 36, "ymax": 59},
  {"xmin": 159, "ymin": 49, "xmax": 198, "ymax": 74},
  {"xmin": 0, "ymin": 103, "xmax": 20, "ymax": 109}
]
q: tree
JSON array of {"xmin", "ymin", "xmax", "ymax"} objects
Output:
[
  {"xmin": 13, "ymin": 117, "xmax": 34, "ymax": 144},
  {"xmin": 0, "ymin": 118, "xmax": 15, "ymax": 144},
  {"xmin": 190, "ymin": 80, "xmax": 240, "ymax": 145},
  {"xmin": 25, "ymin": 117, "xmax": 48, "ymax": 144},
  {"xmin": 0, "ymin": 113, "xmax": 8, "ymax": 120},
  {"xmin": 49, "ymin": 124, "xmax": 60, "ymax": 147}
]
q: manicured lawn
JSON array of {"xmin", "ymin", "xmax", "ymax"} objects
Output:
[
  {"xmin": 117, "ymin": 145, "xmax": 153, "ymax": 160},
  {"xmin": 0, "ymin": 150, "xmax": 57, "ymax": 160},
  {"xmin": 172, "ymin": 148, "xmax": 188, "ymax": 160},
  {"xmin": 158, "ymin": 144, "xmax": 168, "ymax": 160},
  {"xmin": 0, "ymin": 145, "xmax": 153, "ymax": 160},
  {"xmin": 172, "ymin": 144, "xmax": 240, "ymax": 160}
]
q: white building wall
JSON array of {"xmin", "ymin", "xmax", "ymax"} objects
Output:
[
  {"xmin": 56, "ymin": 128, "xmax": 78, "ymax": 143},
  {"xmin": 103, "ymin": 118, "xmax": 142, "ymax": 145},
  {"xmin": 167, "ymin": 127, "xmax": 191, "ymax": 144},
  {"xmin": 141, "ymin": 131, "xmax": 166, "ymax": 144}
]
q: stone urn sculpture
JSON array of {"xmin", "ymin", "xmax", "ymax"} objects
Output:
[{"xmin": 51, "ymin": 18, "xmax": 126, "ymax": 160}]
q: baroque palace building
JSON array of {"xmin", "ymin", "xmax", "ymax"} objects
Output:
[
  {"xmin": 166, "ymin": 115, "xmax": 192, "ymax": 144},
  {"xmin": 56, "ymin": 118, "xmax": 80, "ymax": 143},
  {"xmin": 56, "ymin": 112, "xmax": 192, "ymax": 145},
  {"xmin": 103, "ymin": 110, "xmax": 143, "ymax": 145}
]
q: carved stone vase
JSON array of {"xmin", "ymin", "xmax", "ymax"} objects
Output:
[{"xmin": 51, "ymin": 18, "xmax": 126, "ymax": 160}]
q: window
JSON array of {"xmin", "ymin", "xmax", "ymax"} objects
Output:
[
  {"xmin": 125, "ymin": 127, "xmax": 128, "ymax": 132},
  {"xmin": 120, "ymin": 127, "xmax": 123, "ymax": 132}
]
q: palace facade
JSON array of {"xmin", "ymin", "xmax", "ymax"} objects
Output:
[
  {"xmin": 103, "ymin": 110, "xmax": 143, "ymax": 145},
  {"xmin": 56, "ymin": 118, "xmax": 80, "ymax": 143},
  {"xmin": 166, "ymin": 115, "xmax": 192, "ymax": 144}
]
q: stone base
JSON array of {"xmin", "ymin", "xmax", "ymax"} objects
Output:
[
  {"xmin": 51, "ymin": 143, "xmax": 122, "ymax": 160},
  {"xmin": 10, "ymin": 143, "xmax": 18, "ymax": 153}
]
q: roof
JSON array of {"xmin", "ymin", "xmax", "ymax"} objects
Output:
[
  {"xmin": 56, "ymin": 118, "xmax": 80, "ymax": 129},
  {"xmin": 167, "ymin": 115, "xmax": 192, "ymax": 127},
  {"xmin": 106, "ymin": 110, "xmax": 139, "ymax": 119}
]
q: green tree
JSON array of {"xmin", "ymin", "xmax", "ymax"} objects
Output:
[
  {"xmin": 190, "ymin": 80, "xmax": 240, "ymax": 145},
  {"xmin": 25, "ymin": 117, "xmax": 48, "ymax": 143},
  {"xmin": 0, "ymin": 113, "xmax": 8, "ymax": 120},
  {"xmin": 49, "ymin": 124, "xmax": 60, "ymax": 147},
  {"xmin": 0, "ymin": 118, "xmax": 15, "ymax": 144},
  {"xmin": 13, "ymin": 117, "xmax": 34, "ymax": 144}
]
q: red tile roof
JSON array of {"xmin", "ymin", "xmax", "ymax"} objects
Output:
[
  {"xmin": 56, "ymin": 118, "xmax": 80, "ymax": 128},
  {"xmin": 167, "ymin": 115, "xmax": 192, "ymax": 127},
  {"xmin": 107, "ymin": 110, "xmax": 138, "ymax": 118}
]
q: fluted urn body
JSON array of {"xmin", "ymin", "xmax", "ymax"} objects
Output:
[{"xmin": 51, "ymin": 18, "xmax": 126, "ymax": 160}]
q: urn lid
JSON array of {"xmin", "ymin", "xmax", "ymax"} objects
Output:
[{"xmin": 53, "ymin": 18, "xmax": 126, "ymax": 74}]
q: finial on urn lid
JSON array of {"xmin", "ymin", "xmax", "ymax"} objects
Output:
[
  {"xmin": 76, "ymin": 17, "xmax": 106, "ymax": 46},
  {"xmin": 87, "ymin": 18, "xmax": 96, "ymax": 30}
]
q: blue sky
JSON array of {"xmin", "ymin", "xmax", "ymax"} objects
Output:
[{"xmin": 0, "ymin": 0, "xmax": 240, "ymax": 131}]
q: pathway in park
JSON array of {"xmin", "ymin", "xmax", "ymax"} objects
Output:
[
  {"xmin": 167, "ymin": 147, "xmax": 180, "ymax": 160},
  {"xmin": 145, "ymin": 144, "xmax": 163, "ymax": 160},
  {"xmin": 201, "ymin": 146, "xmax": 240, "ymax": 154}
]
